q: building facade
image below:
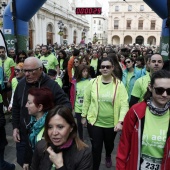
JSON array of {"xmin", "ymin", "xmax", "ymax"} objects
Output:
[
  {"xmin": 0, "ymin": 0, "xmax": 90, "ymax": 49},
  {"xmin": 108, "ymin": 0, "xmax": 162, "ymax": 46}
]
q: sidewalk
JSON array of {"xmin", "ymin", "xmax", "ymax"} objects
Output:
[{"xmin": 4, "ymin": 115, "xmax": 120, "ymax": 170}]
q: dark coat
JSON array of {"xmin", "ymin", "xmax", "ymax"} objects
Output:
[
  {"xmin": 30, "ymin": 140, "xmax": 93, "ymax": 170},
  {"xmin": 0, "ymin": 103, "xmax": 7, "ymax": 149},
  {"xmin": 12, "ymin": 73, "xmax": 72, "ymax": 165}
]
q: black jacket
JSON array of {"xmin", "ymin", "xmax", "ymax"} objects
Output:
[
  {"xmin": 12, "ymin": 73, "xmax": 72, "ymax": 139},
  {"xmin": 30, "ymin": 140, "xmax": 93, "ymax": 170}
]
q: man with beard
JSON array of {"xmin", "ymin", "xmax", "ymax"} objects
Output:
[
  {"xmin": 129, "ymin": 54, "xmax": 164, "ymax": 107},
  {"xmin": 40, "ymin": 45, "xmax": 60, "ymax": 75}
]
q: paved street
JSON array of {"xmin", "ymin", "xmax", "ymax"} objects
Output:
[{"xmin": 4, "ymin": 114, "xmax": 120, "ymax": 170}]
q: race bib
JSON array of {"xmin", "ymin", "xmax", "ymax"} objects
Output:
[
  {"xmin": 42, "ymin": 60, "xmax": 48, "ymax": 66},
  {"xmin": 78, "ymin": 97, "xmax": 83, "ymax": 104},
  {"xmin": 141, "ymin": 160, "xmax": 161, "ymax": 170}
]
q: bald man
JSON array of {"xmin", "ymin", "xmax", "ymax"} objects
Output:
[{"xmin": 12, "ymin": 57, "xmax": 71, "ymax": 167}]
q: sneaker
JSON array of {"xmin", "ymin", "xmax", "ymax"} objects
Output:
[{"xmin": 105, "ymin": 156, "xmax": 112, "ymax": 168}]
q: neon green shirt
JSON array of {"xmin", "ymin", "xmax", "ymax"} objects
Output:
[
  {"xmin": 75, "ymin": 79, "xmax": 90, "ymax": 113},
  {"xmin": 131, "ymin": 74, "xmax": 150, "ymax": 102},
  {"xmin": 94, "ymin": 81, "xmax": 115, "ymax": 128},
  {"xmin": 40, "ymin": 54, "xmax": 58, "ymax": 71},
  {"xmin": 59, "ymin": 59, "xmax": 64, "ymax": 70},
  {"xmin": 0, "ymin": 57, "xmax": 15, "ymax": 81},
  {"xmin": 90, "ymin": 58, "xmax": 98, "ymax": 74},
  {"xmin": 11, "ymin": 77, "xmax": 18, "ymax": 91},
  {"xmin": 126, "ymin": 71, "xmax": 134, "ymax": 94},
  {"xmin": 141, "ymin": 108, "xmax": 169, "ymax": 170},
  {"xmin": 55, "ymin": 77, "xmax": 63, "ymax": 88}
]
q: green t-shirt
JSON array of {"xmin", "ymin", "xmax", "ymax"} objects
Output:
[
  {"xmin": 131, "ymin": 74, "xmax": 150, "ymax": 102},
  {"xmin": 55, "ymin": 77, "xmax": 63, "ymax": 88},
  {"xmin": 0, "ymin": 57, "xmax": 15, "ymax": 81},
  {"xmin": 11, "ymin": 77, "xmax": 18, "ymax": 91},
  {"xmin": 126, "ymin": 71, "xmax": 134, "ymax": 94},
  {"xmin": 59, "ymin": 59, "xmax": 64, "ymax": 70},
  {"xmin": 94, "ymin": 81, "xmax": 115, "ymax": 128},
  {"xmin": 40, "ymin": 54, "xmax": 58, "ymax": 71},
  {"xmin": 90, "ymin": 58, "xmax": 98, "ymax": 74},
  {"xmin": 141, "ymin": 108, "xmax": 169, "ymax": 170},
  {"xmin": 75, "ymin": 79, "xmax": 90, "ymax": 113}
]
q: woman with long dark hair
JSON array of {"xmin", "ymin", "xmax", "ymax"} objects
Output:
[
  {"xmin": 30, "ymin": 105, "xmax": 92, "ymax": 170},
  {"xmin": 117, "ymin": 70, "xmax": 170, "ymax": 170}
]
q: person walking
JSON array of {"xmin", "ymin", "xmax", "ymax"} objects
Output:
[
  {"xmin": 82, "ymin": 57, "xmax": 129, "ymax": 169},
  {"xmin": 116, "ymin": 70, "xmax": 170, "ymax": 170}
]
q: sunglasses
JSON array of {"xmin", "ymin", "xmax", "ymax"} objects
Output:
[
  {"xmin": 74, "ymin": 61, "xmax": 79, "ymax": 63},
  {"xmin": 14, "ymin": 69, "xmax": 23, "ymax": 73},
  {"xmin": 153, "ymin": 87, "xmax": 170, "ymax": 95},
  {"xmin": 125, "ymin": 60, "xmax": 131, "ymax": 64},
  {"xmin": 100, "ymin": 65, "xmax": 112, "ymax": 69}
]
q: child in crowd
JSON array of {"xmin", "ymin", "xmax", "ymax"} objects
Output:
[
  {"xmin": 70, "ymin": 64, "xmax": 91, "ymax": 140},
  {"xmin": 47, "ymin": 69, "xmax": 63, "ymax": 88}
]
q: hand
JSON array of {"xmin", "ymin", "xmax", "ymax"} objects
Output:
[
  {"xmin": 8, "ymin": 106, "xmax": 12, "ymax": 112},
  {"xmin": 47, "ymin": 146, "xmax": 63, "ymax": 169},
  {"xmin": 114, "ymin": 122, "xmax": 123, "ymax": 132},
  {"xmin": 23, "ymin": 164, "xmax": 29, "ymax": 170},
  {"xmin": 13, "ymin": 128, "xmax": 20, "ymax": 142},
  {"xmin": 81, "ymin": 117, "xmax": 87, "ymax": 126}
]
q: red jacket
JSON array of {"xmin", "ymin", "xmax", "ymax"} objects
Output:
[{"xmin": 116, "ymin": 101, "xmax": 170, "ymax": 170}]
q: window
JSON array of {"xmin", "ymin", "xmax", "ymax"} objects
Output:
[
  {"xmin": 114, "ymin": 20, "xmax": 119, "ymax": 29},
  {"xmin": 99, "ymin": 20, "xmax": 101, "ymax": 25},
  {"xmin": 150, "ymin": 20, "xmax": 156, "ymax": 30},
  {"xmin": 115, "ymin": 6, "xmax": 119, "ymax": 11},
  {"xmin": 140, "ymin": 5, "xmax": 144, "ymax": 11},
  {"xmin": 128, "ymin": 5, "xmax": 132, "ymax": 11},
  {"xmin": 94, "ymin": 20, "xmax": 96, "ymax": 24},
  {"xmin": 138, "ymin": 20, "xmax": 143, "ymax": 30},
  {"xmin": 126, "ymin": 20, "xmax": 131, "ymax": 29}
]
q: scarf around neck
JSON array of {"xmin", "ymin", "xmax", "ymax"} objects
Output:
[
  {"xmin": 29, "ymin": 112, "xmax": 48, "ymax": 151},
  {"xmin": 147, "ymin": 98, "xmax": 170, "ymax": 116}
]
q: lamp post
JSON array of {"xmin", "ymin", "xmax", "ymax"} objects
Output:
[
  {"xmin": 58, "ymin": 20, "xmax": 64, "ymax": 45},
  {"xmin": 93, "ymin": 32, "xmax": 98, "ymax": 44},
  {"xmin": 0, "ymin": 2, "xmax": 7, "ymax": 29},
  {"xmin": 82, "ymin": 28, "xmax": 86, "ymax": 40}
]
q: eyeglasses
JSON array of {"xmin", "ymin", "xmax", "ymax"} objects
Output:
[
  {"xmin": 100, "ymin": 65, "xmax": 112, "ymax": 69},
  {"xmin": 14, "ymin": 69, "xmax": 23, "ymax": 73},
  {"xmin": 125, "ymin": 60, "xmax": 131, "ymax": 64},
  {"xmin": 23, "ymin": 67, "xmax": 41, "ymax": 74},
  {"xmin": 153, "ymin": 87, "xmax": 170, "ymax": 95}
]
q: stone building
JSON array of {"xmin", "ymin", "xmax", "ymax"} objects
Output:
[
  {"xmin": 108, "ymin": 0, "xmax": 162, "ymax": 46},
  {"xmin": 0, "ymin": 0, "xmax": 89, "ymax": 49}
]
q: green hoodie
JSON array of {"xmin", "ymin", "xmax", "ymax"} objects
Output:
[{"xmin": 82, "ymin": 76, "xmax": 129, "ymax": 127}]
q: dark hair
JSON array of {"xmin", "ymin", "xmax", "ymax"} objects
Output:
[
  {"xmin": 107, "ymin": 53, "xmax": 123, "ymax": 80},
  {"xmin": 42, "ymin": 45, "xmax": 49, "ymax": 50},
  {"xmin": 143, "ymin": 70, "xmax": 170, "ymax": 101},
  {"xmin": 16, "ymin": 50, "xmax": 28, "ymax": 63},
  {"xmin": 0, "ymin": 46, "xmax": 5, "ymax": 50},
  {"xmin": 72, "ymin": 48, "xmax": 80, "ymax": 56},
  {"xmin": 125, "ymin": 57, "xmax": 135, "ymax": 67},
  {"xmin": 80, "ymin": 56, "xmax": 90, "ymax": 65},
  {"xmin": 58, "ymin": 50, "xmax": 67, "ymax": 59},
  {"xmin": 136, "ymin": 56, "xmax": 145, "ymax": 68},
  {"xmin": 28, "ymin": 87, "xmax": 54, "ymax": 112},
  {"xmin": 44, "ymin": 105, "xmax": 88, "ymax": 150},
  {"xmin": 76, "ymin": 64, "xmax": 90, "ymax": 82}
]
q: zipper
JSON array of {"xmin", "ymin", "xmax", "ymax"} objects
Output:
[{"xmin": 133, "ymin": 109, "xmax": 141, "ymax": 170}]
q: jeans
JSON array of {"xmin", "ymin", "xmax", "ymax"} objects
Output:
[{"xmin": 87, "ymin": 123, "xmax": 117, "ymax": 170}]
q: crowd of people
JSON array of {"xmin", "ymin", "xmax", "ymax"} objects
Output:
[{"xmin": 0, "ymin": 42, "xmax": 169, "ymax": 170}]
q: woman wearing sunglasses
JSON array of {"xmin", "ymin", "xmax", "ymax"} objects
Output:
[
  {"xmin": 122, "ymin": 57, "xmax": 144, "ymax": 102},
  {"xmin": 82, "ymin": 57, "xmax": 129, "ymax": 169},
  {"xmin": 8, "ymin": 62, "xmax": 24, "ymax": 112},
  {"xmin": 116, "ymin": 70, "xmax": 170, "ymax": 170}
]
